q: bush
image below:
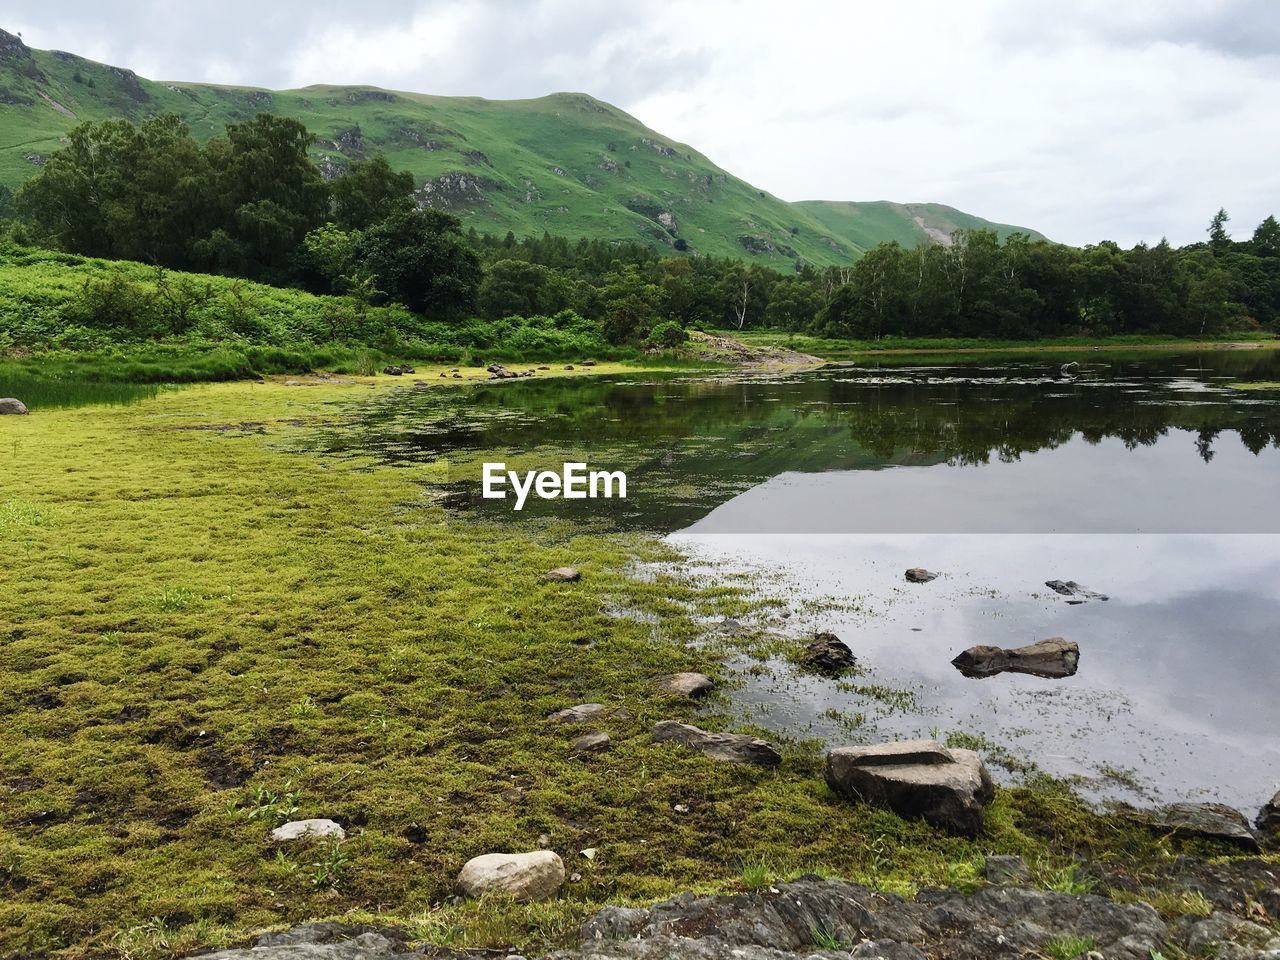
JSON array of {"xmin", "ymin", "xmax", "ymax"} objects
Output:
[
  {"xmin": 66, "ymin": 276, "xmax": 162, "ymax": 337},
  {"xmin": 646, "ymin": 320, "xmax": 688, "ymax": 348}
]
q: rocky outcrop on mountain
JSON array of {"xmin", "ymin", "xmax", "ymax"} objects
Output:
[{"xmin": 415, "ymin": 172, "xmax": 503, "ymax": 209}]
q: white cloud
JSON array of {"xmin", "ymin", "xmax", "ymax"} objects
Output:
[{"xmin": 7, "ymin": 0, "xmax": 1279, "ymax": 245}]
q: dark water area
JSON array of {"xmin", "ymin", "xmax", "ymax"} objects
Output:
[
  {"xmin": 313, "ymin": 349, "xmax": 1280, "ymax": 809},
  {"xmin": 0, "ymin": 371, "xmax": 165, "ymax": 410},
  {"xmin": 312, "ymin": 349, "xmax": 1280, "ymax": 533}
]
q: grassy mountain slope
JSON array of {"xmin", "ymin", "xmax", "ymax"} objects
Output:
[
  {"xmin": 0, "ymin": 28, "xmax": 1043, "ymax": 268},
  {"xmin": 795, "ymin": 200, "xmax": 1042, "ymax": 250}
]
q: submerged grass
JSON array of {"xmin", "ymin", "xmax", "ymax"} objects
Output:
[
  {"xmin": 724, "ymin": 328, "xmax": 1278, "ymax": 357},
  {"xmin": 0, "ymin": 372, "xmax": 1247, "ymax": 958}
]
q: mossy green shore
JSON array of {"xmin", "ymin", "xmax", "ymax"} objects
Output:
[{"xmin": 0, "ymin": 366, "xmax": 1263, "ymax": 958}]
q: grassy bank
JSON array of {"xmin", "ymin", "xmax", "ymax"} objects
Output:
[
  {"xmin": 0, "ymin": 372, "xmax": 1250, "ymax": 958},
  {"xmin": 0, "ymin": 245, "xmax": 634, "ymax": 381},
  {"xmin": 721, "ymin": 329, "xmax": 1279, "ymax": 360}
]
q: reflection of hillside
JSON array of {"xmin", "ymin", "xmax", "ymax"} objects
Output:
[{"xmin": 309, "ymin": 353, "xmax": 1280, "ymax": 531}]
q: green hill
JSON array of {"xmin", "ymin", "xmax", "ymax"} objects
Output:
[{"xmin": 0, "ymin": 28, "xmax": 1042, "ymax": 268}]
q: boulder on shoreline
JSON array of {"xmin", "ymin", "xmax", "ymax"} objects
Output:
[
  {"xmin": 652, "ymin": 720, "xmax": 781, "ymax": 766},
  {"xmin": 0, "ymin": 398, "xmax": 28, "ymax": 415},
  {"xmin": 655, "ymin": 672, "xmax": 715, "ymax": 698},
  {"xmin": 825, "ymin": 740, "xmax": 995, "ymax": 837},
  {"xmin": 456, "ymin": 850, "xmax": 565, "ymax": 901},
  {"xmin": 904, "ymin": 568, "xmax": 938, "ymax": 583},
  {"xmin": 951, "ymin": 638, "xmax": 1079, "ymax": 679},
  {"xmin": 799, "ymin": 631, "xmax": 857, "ymax": 674},
  {"xmin": 1257, "ymin": 788, "xmax": 1280, "ymax": 839},
  {"xmin": 1147, "ymin": 802, "xmax": 1261, "ymax": 852}
]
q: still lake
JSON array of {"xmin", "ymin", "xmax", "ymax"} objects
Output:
[{"xmin": 314, "ymin": 349, "xmax": 1280, "ymax": 811}]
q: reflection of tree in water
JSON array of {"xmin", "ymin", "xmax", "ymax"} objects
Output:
[{"xmin": 309, "ymin": 352, "xmax": 1280, "ymax": 527}]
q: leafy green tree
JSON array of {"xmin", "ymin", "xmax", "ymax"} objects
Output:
[
  {"xmin": 353, "ymin": 208, "xmax": 481, "ymax": 316},
  {"xmin": 763, "ymin": 277, "xmax": 821, "ymax": 330},
  {"xmin": 1252, "ymin": 215, "xmax": 1280, "ymax": 258},
  {"xmin": 196, "ymin": 114, "xmax": 330, "ymax": 281},
  {"xmin": 19, "ymin": 114, "xmax": 208, "ymax": 265},
  {"xmin": 477, "ymin": 259, "xmax": 580, "ymax": 319},
  {"xmin": 1208, "ymin": 208, "xmax": 1231, "ymax": 254},
  {"xmin": 330, "ymin": 156, "xmax": 415, "ymax": 230},
  {"xmin": 597, "ymin": 264, "xmax": 661, "ymax": 343}
]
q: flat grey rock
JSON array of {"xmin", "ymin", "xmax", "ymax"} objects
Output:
[
  {"xmin": 826, "ymin": 740, "xmax": 994, "ymax": 837},
  {"xmin": 549, "ymin": 703, "xmax": 609, "ymax": 723},
  {"xmin": 571, "ymin": 731, "xmax": 611, "ymax": 754},
  {"xmin": 269, "ymin": 819, "xmax": 345, "ymax": 843},
  {"xmin": 1148, "ymin": 802, "xmax": 1261, "ymax": 851},
  {"xmin": 652, "ymin": 720, "xmax": 781, "ymax": 766}
]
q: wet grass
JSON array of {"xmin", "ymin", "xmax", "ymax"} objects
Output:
[
  {"xmin": 0, "ymin": 373, "xmax": 1258, "ymax": 958},
  {"xmin": 724, "ymin": 329, "xmax": 1279, "ymax": 361},
  {"xmin": 0, "ymin": 370, "xmax": 166, "ymax": 410}
]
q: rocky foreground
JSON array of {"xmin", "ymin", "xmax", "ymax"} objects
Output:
[{"xmin": 199, "ymin": 859, "xmax": 1280, "ymax": 959}]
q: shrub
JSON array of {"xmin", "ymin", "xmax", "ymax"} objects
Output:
[{"xmin": 646, "ymin": 319, "xmax": 688, "ymax": 348}]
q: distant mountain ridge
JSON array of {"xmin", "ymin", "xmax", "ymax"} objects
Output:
[{"xmin": 0, "ymin": 28, "xmax": 1044, "ymax": 268}]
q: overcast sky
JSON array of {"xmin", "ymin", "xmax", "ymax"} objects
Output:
[{"xmin": 8, "ymin": 0, "xmax": 1279, "ymax": 246}]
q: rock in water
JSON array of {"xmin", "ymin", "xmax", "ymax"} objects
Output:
[
  {"xmin": 652, "ymin": 720, "xmax": 781, "ymax": 766},
  {"xmin": 1258, "ymin": 788, "xmax": 1280, "ymax": 838},
  {"xmin": 825, "ymin": 740, "xmax": 995, "ymax": 837},
  {"xmin": 801, "ymin": 632, "xmax": 857, "ymax": 674},
  {"xmin": 1045, "ymin": 579, "xmax": 1109, "ymax": 602},
  {"xmin": 544, "ymin": 566, "xmax": 581, "ymax": 582},
  {"xmin": 0, "ymin": 398, "xmax": 28, "ymax": 415},
  {"xmin": 1148, "ymin": 802, "xmax": 1261, "ymax": 852},
  {"xmin": 905, "ymin": 568, "xmax": 938, "ymax": 583},
  {"xmin": 951, "ymin": 638, "xmax": 1079, "ymax": 679},
  {"xmin": 269, "ymin": 819, "xmax": 345, "ymax": 842},
  {"xmin": 655, "ymin": 672, "xmax": 715, "ymax": 697},
  {"xmin": 456, "ymin": 850, "xmax": 565, "ymax": 901}
]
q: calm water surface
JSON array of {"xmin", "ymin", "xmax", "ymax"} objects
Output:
[{"xmin": 314, "ymin": 349, "xmax": 1280, "ymax": 809}]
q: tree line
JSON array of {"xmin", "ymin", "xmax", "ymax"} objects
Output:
[{"xmin": 7, "ymin": 111, "xmax": 1279, "ymax": 346}]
